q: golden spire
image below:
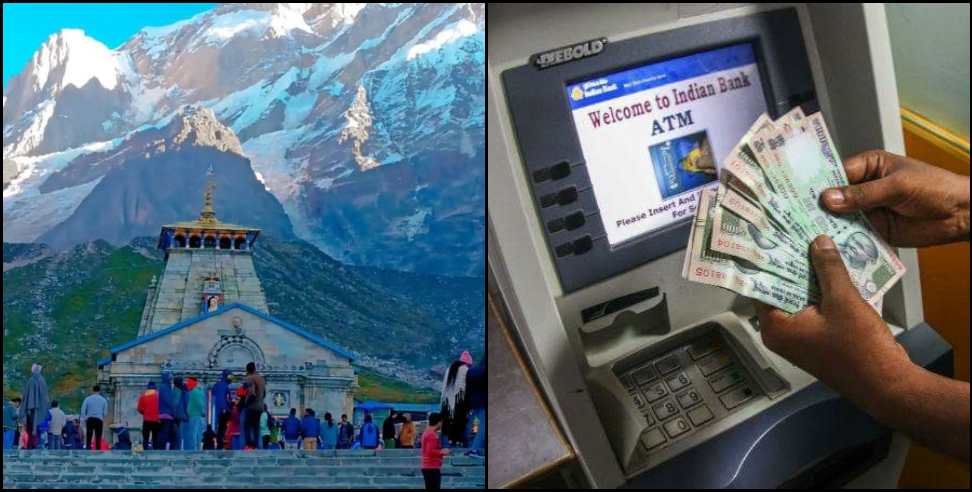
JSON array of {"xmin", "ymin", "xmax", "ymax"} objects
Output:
[{"xmin": 199, "ymin": 163, "xmax": 218, "ymax": 224}]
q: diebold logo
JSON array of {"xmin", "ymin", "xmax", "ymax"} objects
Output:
[{"xmin": 531, "ymin": 38, "xmax": 607, "ymax": 70}]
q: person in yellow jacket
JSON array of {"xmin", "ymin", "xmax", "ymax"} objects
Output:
[{"xmin": 398, "ymin": 413, "xmax": 416, "ymax": 449}]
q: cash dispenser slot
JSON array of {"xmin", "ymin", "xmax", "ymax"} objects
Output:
[{"xmin": 579, "ymin": 288, "xmax": 672, "ymax": 368}]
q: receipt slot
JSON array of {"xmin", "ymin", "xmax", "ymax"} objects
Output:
[{"xmin": 487, "ymin": 4, "xmax": 952, "ymax": 488}]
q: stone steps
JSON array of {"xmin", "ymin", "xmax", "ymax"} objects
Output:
[{"xmin": 2, "ymin": 449, "xmax": 485, "ymax": 489}]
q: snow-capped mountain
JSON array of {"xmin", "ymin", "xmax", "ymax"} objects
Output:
[{"xmin": 3, "ymin": 3, "xmax": 485, "ymax": 277}]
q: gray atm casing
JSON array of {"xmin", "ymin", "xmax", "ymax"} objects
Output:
[{"xmin": 489, "ymin": 3, "xmax": 952, "ymax": 488}]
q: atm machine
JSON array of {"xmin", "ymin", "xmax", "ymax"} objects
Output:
[{"xmin": 487, "ymin": 4, "xmax": 954, "ymax": 488}]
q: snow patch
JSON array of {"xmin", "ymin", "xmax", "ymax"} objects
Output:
[
  {"xmin": 406, "ymin": 19, "xmax": 478, "ymax": 60},
  {"xmin": 333, "ymin": 4, "xmax": 366, "ymax": 26},
  {"xmin": 253, "ymin": 170, "xmax": 272, "ymax": 192},
  {"xmin": 3, "ymin": 138, "xmax": 119, "ymax": 199},
  {"xmin": 201, "ymin": 6, "xmax": 313, "ymax": 46},
  {"xmin": 241, "ymin": 127, "xmax": 308, "ymax": 201},
  {"xmin": 284, "ymin": 90, "xmax": 317, "ymax": 129},
  {"xmin": 308, "ymin": 52, "xmax": 354, "ymax": 89},
  {"xmin": 2, "ymin": 177, "xmax": 104, "ymax": 243},
  {"xmin": 327, "ymin": 81, "xmax": 345, "ymax": 96},
  {"xmin": 268, "ymin": 4, "xmax": 315, "ymax": 38},
  {"xmin": 204, "ymin": 10, "xmax": 273, "ymax": 44},
  {"xmin": 3, "ymin": 99, "xmax": 57, "ymax": 158},
  {"xmin": 391, "ymin": 208, "xmax": 431, "ymax": 241}
]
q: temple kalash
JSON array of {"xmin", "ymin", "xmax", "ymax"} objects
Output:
[{"xmin": 96, "ymin": 165, "xmax": 357, "ymax": 444}]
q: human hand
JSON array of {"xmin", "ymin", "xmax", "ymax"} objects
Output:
[
  {"xmin": 820, "ymin": 150, "xmax": 970, "ymax": 247},
  {"xmin": 755, "ymin": 235, "xmax": 915, "ymax": 405}
]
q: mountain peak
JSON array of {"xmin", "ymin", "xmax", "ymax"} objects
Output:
[
  {"xmin": 164, "ymin": 106, "xmax": 243, "ymax": 156},
  {"xmin": 31, "ymin": 28, "xmax": 127, "ymax": 93}
]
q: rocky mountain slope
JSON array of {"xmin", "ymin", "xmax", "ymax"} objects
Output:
[{"xmin": 4, "ymin": 3, "xmax": 485, "ymax": 277}]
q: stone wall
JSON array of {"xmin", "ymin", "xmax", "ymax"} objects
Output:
[
  {"xmin": 116, "ymin": 308, "xmax": 350, "ymax": 369},
  {"xmin": 148, "ymin": 249, "xmax": 269, "ymax": 333}
]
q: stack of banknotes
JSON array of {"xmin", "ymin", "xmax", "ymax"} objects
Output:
[{"xmin": 681, "ymin": 108, "xmax": 906, "ymax": 313}]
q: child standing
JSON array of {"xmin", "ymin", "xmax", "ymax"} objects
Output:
[{"xmin": 420, "ymin": 413, "xmax": 450, "ymax": 490}]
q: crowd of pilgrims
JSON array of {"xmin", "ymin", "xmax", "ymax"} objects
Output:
[{"xmin": 3, "ymin": 350, "xmax": 485, "ymax": 454}]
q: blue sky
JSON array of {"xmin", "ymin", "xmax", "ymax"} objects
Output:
[{"xmin": 3, "ymin": 3, "xmax": 215, "ymax": 88}]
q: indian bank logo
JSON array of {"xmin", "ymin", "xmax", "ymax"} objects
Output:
[{"xmin": 570, "ymin": 86, "xmax": 584, "ymax": 101}]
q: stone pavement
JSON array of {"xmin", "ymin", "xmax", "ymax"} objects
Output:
[{"xmin": 2, "ymin": 448, "xmax": 485, "ymax": 489}]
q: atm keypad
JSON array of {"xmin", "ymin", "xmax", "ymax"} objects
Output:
[
  {"xmin": 662, "ymin": 416, "xmax": 691, "ymax": 439},
  {"xmin": 640, "ymin": 428, "xmax": 666, "ymax": 450},
  {"xmin": 654, "ymin": 354, "xmax": 681, "ymax": 375},
  {"xmin": 698, "ymin": 351, "xmax": 732, "ymax": 376},
  {"xmin": 707, "ymin": 366, "xmax": 746, "ymax": 393},
  {"xmin": 665, "ymin": 372, "xmax": 691, "ymax": 392},
  {"xmin": 652, "ymin": 399, "xmax": 679, "ymax": 421},
  {"xmin": 642, "ymin": 381, "xmax": 668, "ymax": 403},
  {"xmin": 687, "ymin": 335, "xmax": 720, "ymax": 360},
  {"xmin": 676, "ymin": 389, "xmax": 703, "ymax": 409},
  {"xmin": 687, "ymin": 405, "xmax": 713, "ymax": 426},
  {"xmin": 631, "ymin": 365, "xmax": 658, "ymax": 386},
  {"xmin": 631, "ymin": 390, "xmax": 647, "ymax": 410},
  {"xmin": 719, "ymin": 385, "xmax": 755, "ymax": 410},
  {"xmin": 617, "ymin": 331, "xmax": 764, "ymax": 455}
]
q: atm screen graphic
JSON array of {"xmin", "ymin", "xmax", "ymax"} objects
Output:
[{"xmin": 565, "ymin": 43, "xmax": 768, "ymax": 247}]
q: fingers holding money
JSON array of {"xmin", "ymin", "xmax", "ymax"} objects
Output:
[
  {"xmin": 841, "ymin": 150, "xmax": 891, "ymax": 184},
  {"xmin": 808, "ymin": 235, "xmax": 860, "ymax": 314},
  {"xmin": 682, "ymin": 112, "xmax": 902, "ymax": 316},
  {"xmin": 821, "ymin": 176, "xmax": 908, "ymax": 213}
]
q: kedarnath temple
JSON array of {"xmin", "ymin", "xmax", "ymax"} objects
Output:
[{"xmin": 96, "ymin": 166, "xmax": 357, "ymax": 440}]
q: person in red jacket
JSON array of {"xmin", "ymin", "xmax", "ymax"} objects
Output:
[
  {"xmin": 420, "ymin": 412, "xmax": 450, "ymax": 490},
  {"xmin": 136, "ymin": 381, "xmax": 160, "ymax": 450},
  {"xmin": 226, "ymin": 395, "xmax": 243, "ymax": 450}
]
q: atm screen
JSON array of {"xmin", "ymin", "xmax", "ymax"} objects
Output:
[{"xmin": 565, "ymin": 43, "xmax": 768, "ymax": 247}]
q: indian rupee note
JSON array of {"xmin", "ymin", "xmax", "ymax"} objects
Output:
[
  {"xmin": 686, "ymin": 189, "xmax": 817, "ymax": 313},
  {"xmin": 710, "ymin": 194, "xmax": 817, "ymax": 291},
  {"xmin": 767, "ymin": 112, "xmax": 906, "ymax": 303}
]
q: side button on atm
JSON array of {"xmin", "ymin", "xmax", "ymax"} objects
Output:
[
  {"xmin": 532, "ymin": 161, "xmax": 571, "ymax": 183},
  {"xmin": 554, "ymin": 235, "xmax": 593, "ymax": 257},
  {"xmin": 572, "ymin": 235, "xmax": 592, "ymax": 255},
  {"xmin": 540, "ymin": 187, "xmax": 579, "ymax": 208},
  {"xmin": 563, "ymin": 211, "xmax": 585, "ymax": 230},
  {"xmin": 547, "ymin": 211, "xmax": 585, "ymax": 234}
]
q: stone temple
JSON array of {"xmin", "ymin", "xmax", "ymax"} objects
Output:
[{"xmin": 97, "ymin": 166, "xmax": 357, "ymax": 442}]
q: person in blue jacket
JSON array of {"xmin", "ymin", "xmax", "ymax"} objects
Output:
[
  {"xmin": 157, "ymin": 372, "xmax": 176, "ymax": 450},
  {"xmin": 282, "ymin": 408, "xmax": 302, "ymax": 449},
  {"xmin": 171, "ymin": 377, "xmax": 189, "ymax": 450},
  {"xmin": 320, "ymin": 412, "xmax": 339, "ymax": 449},
  {"xmin": 359, "ymin": 413, "xmax": 379, "ymax": 450},
  {"xmin": 211, "ymin": 369, "xmax": 232, "ymax": 449},
  {"xmin": 300, "ymin": 408, "xmax": 321, "ymax": 450}
]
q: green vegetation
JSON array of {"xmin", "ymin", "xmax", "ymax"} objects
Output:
[
  {"xmin": 353, "ymin": 366, "xmax": 439, "ymax": 404},
  {"xmin": 3, "ymin": 243, "xmax": 161, "ymax": 413}
]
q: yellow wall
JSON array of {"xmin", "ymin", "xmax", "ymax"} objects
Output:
[{"xmin": 896, "ymin": 109, "xmax": 970, "ymax": 489}]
